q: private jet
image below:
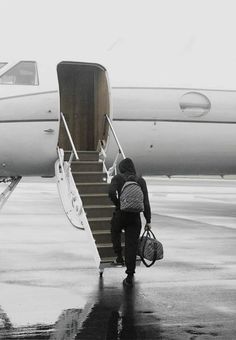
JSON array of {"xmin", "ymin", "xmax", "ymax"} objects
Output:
[{"xmin": 1, "ymin": 59, "xmax": 236, "ymax": 271}]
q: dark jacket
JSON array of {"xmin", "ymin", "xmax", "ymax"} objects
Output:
[{"xmin": 108, "ymin": 158, "xmax": 151, "ymax": 224}]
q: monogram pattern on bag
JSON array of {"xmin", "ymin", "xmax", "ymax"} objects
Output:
[{"xmin": 120, "ymin": 181, "xmax": 144, "ymax": 213}]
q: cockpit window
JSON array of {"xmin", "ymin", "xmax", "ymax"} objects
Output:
[
  {"xmin": 0, "ymin": 62, "xmax": 7, "ymax": 69},
  {"xmin": 0, "ymin": 61, "xmax": 39, "ymax": 85}
]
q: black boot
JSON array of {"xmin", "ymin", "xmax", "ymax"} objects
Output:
[
  {"xmin": 113, "ymin": 255, "xmax": 124, "ymax": 266},
  {"xmin": 123, "ymin": 274, "xmax": 134, "ymax": 287}
]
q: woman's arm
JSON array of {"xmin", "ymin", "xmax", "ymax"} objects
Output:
[
  {"xmin": 139, "ymin": 177, "xmax": 151, "ymax": 223},
  {"xmin": 108, "ymin": 176, "xmax": 120, "ymax": 208}
]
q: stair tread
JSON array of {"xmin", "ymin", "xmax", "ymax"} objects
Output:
[
  {"xmin": 92, "ymin": 230, "xmax": 113, "ymax": 235},
  {"xmin": 97, "ymin": 242, "xmax": 125, "ymax": 247},
  {"xmin": 84, "ymin": 204, "xmax": 114, "ymax": 208},
  {"xmin": 65, "ymin": 150, "xmax": 98, "ymax": 153},
  {"xmin": 77, "ymin": 151, "xmax": 99, "ymax": 153},
  {"xmin": 88, "ymin": 217, "xmax": 111, "ymax": 221},
  {"xmin": 72, "ymin": 160, "xmax": 102, "ymax": 163},
  {"xmin": 73, "ymin": 171, "xmax": 105, "ymax": 174},
  {"xmin": 76, "ymin": 182, "xmax": 108, "ymax": 185},
  {"xmin": 100, "ymin": 257, "xmax": 116, "ymax": 263},
  {"xmin": 100, "ymin": 258, "xmax": 141, "ymax": 266},
  {"xmin": 65, "ymin": 151, "xmax": 99, "ymax": 161},
  {"xmin": 80, "ymin": 193, "xmax": 109, "ymax": 197}
]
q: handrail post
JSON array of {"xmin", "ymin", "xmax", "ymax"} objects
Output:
[
  {"xmin": 105, "ymin": 114, "xmax": 126, "ymax": 159},
  {"xmin": 60, "ymin": 112, "xmax": 79, "ymax": 161}
]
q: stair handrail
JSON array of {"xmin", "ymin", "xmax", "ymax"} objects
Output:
[
  {"xmin": 105, "ymin": 114, "xmax": 126, "ymax": 159},
  {"xmin": 60, "ymin": 112, "xmax": 79, "ymax": 164},
  {"xmin": 99, "ymin": 114, "xmax": 126, "ymax": 179}
]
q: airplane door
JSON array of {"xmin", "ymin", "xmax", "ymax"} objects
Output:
[{"xmin": 57, "ymin": 62, "xmax": 110, "ymax": 151}]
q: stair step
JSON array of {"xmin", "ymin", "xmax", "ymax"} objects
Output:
[
  {"xmin": 81, "ymin": 193, "xmax": 111, "ymax": 206},
  {"xmin": 84, "ymin": 205, "xmax": 114, "ymax": 218},
  {"xmin": 97, "ymin": 243, "xmax": 125, "ymax": 258},
  {"xmin": 93, "ymin": 230, "xmax": 125, "ymax": 244},
  {"xmin": 100, "ymin": 257, "xmax": 141, "ymax": 266},
  {"xmin": 78, "ymin": 151, "xmax": 99, "ymax": 161},
  {"xmin": 76, "ymin": 183, "xmax": 109, "ymax": 194},
  {"xmin": 72, "ymin": 172, "xmax": 107, "ymax": 183},
  {"xmin": 88, "ymin": 217, "xmax": 111, "ymax": 231},
  {"xmin": 64, "ymin": 151, "xmax": 99, "ymax": 161},
  {"xmin": 93, "ymin": 230, "xmax": 111, "ymax": 244},
  {"xmin": 100, "ymin": 257, "xmax": 116, "ymax": 264},
  {"xmin": 71, "ymin": 161, "xmax": 103, "ymax": 172}
]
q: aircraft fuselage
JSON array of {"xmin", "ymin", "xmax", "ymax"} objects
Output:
[{"xmin": 1, "ymin": 60, "xmax": 236, "ymax": 177}]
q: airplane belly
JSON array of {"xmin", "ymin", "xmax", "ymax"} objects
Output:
[
  {"xmin": 0, "ymin": 121, "xmax": 59, "ymax": 176},
  {"xmin": 109, "ymin": 121, "xmax": 236, "ymax": 176}
]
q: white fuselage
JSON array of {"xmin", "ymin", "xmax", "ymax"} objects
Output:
[
  {"xmin": 0, "ymin": 61, "xmax": 60, "ymax": 177},
  {"xmin": 110, "ymin": 87, "xmax": 236, "ymax": 175},
  {"xmin": 1, "ymin": 60, "xmax": 236, "ymax": 177}
]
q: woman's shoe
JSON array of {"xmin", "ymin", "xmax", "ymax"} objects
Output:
[
  {"xmin": 113, "ymin": 256, "xmax": 124, "ymax": 266},
  {"xmin": 123, "ymin": 275, "xmax": 134, "ymax": 287}
]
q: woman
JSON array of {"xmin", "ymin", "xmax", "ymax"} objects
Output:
[{"xmin": 108, "ymin": 158, "xmax": 151, "ymax": 287}]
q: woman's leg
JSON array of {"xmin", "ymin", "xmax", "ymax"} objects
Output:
[
  {"xmin": 111, "ymin": 210, "xmax": 123, "ymax": 258},
  {"xmin": 124, "ymin": 215, "xmax": 142, "ymax": 276}
]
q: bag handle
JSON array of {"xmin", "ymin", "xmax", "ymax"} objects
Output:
[{"xmin": 139, "ymin": 229, "xmax": 157, "ymax": 267}]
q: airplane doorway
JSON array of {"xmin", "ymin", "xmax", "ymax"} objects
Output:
[{"xmin": 57, "ymin": 62, "xmax": 110, "ymax": 151}]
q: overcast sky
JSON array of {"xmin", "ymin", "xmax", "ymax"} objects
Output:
[{"xmin": 1, "ymin": 0, "xmax": 236, "ymax": 88}]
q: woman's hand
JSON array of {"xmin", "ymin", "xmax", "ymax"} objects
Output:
[{"xmin": 144, "ymin": 223, "xmax": 151, "ymax": 231}]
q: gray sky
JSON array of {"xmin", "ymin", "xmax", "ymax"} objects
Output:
[{"xmin": 1, "ymin": 0, "xmax": 236, "ymax": 88}]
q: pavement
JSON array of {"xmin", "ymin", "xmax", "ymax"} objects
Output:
[{"xmin": 0, "ymin": 177, "xmax": 236, "ymax": 339}]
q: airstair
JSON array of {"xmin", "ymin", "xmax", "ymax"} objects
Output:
[
  {"xmin": 72, "ymin": 150, "xmax": 118, "ymax": 263},
  {"xmin": 56, "ymin": 113, "xmax": 125, "ymax": 274}
]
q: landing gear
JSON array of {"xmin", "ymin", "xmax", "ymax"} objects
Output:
[{"xmin": 99, "ymin": 269, "xmax": 104, "ymax": 277}]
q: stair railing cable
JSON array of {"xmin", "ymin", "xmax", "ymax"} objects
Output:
[
  {"xmin": 60, "ymin": 112, "xmax": 79, "ymax": 165},
  {"xmin": 100, "ymin": 114, "xmax": 126, "ymax": 179}
]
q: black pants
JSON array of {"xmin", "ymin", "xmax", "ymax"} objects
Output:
[{"xmin": 111, "ymin": 210, "xmax": 142, "ymax": 275}]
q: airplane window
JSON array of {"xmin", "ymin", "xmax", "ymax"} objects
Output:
[
  {"xmin": 0, "ymin": 61, "xmax": 39, "ymax": 85},
  {"xmin": 0, "ymin": 62, "xmax": 7, "ymax": 69}
]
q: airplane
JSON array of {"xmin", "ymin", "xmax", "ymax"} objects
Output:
[{"xmin": 1, "ymin": 58, "xmax": 236, "ymax": 272}]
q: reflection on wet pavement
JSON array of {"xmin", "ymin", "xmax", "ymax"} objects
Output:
[
  {"xmin": 0, "ymin": 277, "xmax": 162, "ymax": 339},
  {"xmin": 74, "ymin": 278, "xmax": 162, "ymax": 340}
]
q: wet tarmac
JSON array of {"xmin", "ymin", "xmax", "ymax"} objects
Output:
[{"xmin": 0, "ymin": 177, "xmax": 236, "ymax": 339}]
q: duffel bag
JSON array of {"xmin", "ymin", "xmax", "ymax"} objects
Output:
[{"xmin": 137, "ymin": 228, "xmax": 164, "ymax": 267}]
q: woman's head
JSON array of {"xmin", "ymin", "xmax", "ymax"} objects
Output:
[{"xmin": 118, "ymin": 158, "xmax": 136, "ymax": 175}]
